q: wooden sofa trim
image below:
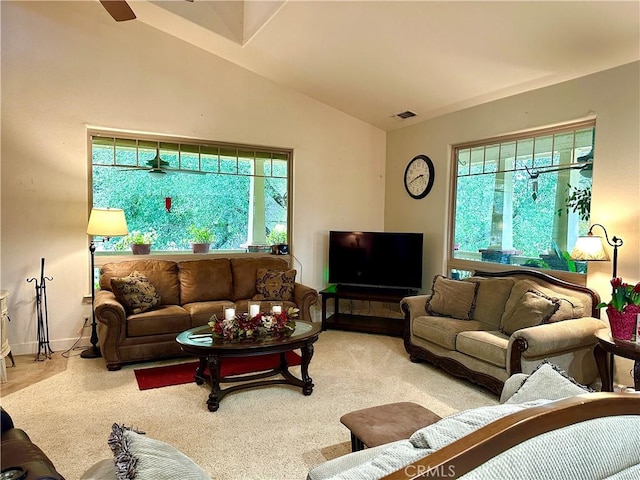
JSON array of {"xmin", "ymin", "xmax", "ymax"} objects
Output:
[{"xmin": 382, "ymin": 392, "xmax": 640, "ymax": 480}]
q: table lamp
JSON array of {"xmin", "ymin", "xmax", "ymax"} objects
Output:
[
  {"xmin": 82, "ymin": 208, "xmax": 129, "ymax": 359},
  {"xmin": 570, "ymin": 223, "xmax": 623, "ymax": 278}
]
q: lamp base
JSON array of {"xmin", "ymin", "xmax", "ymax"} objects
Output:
[{"xmin": 80, "ymin": 345, "xmax": 102, "ymax": 359}]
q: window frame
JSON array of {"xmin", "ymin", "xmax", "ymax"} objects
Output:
[
  {"xmin": 88, "ymin": 128, "xmax": 293, "ymax": 263},
  {"xmin": 447, "ymin": 119, "xmax": 595, "ymax": 285}
]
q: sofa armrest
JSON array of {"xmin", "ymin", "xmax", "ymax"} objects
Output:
[
  {"xmin": 293, "ymin": 283, "xmax": 318, "ymax": 322},
  {"xmin": 507, "ymin": 317, "xmax": 606, "ymax": 374},
  {"xmin": 400, "ymin": 295, "xmax": 430, "ymax": 322},
  {"xmin": 94, "ymin": 290, "xmax": 127, "ymax": 327}
]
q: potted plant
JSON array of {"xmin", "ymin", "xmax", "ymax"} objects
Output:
[
  {"xmin": 187, "ymin": 225, "xmax": 215, "ymax": 254},
  {"xmin": 115, "ymin": 228, "xmax": 157, "ymax": 255},
  {"xmin": 266, "ymin": 225, "xmax": 287, "ymax": 254},
  {"xmin": 598, "ymin": 277, "xmax": 640, "ymax": 341}
]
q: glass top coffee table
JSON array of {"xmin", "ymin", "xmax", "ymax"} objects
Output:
[{"xmin": 176, "ymin": 321, "xmax": 322, "ymax": 411}]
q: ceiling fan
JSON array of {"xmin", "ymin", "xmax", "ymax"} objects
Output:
[{"xmin": 99, "ymin": 0, "xmax": 193, "ymax": 22}]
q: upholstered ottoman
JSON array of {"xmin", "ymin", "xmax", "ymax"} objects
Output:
[{"xmin": 340, "ymin": 402, "xmax": 441, "ymax": 451}]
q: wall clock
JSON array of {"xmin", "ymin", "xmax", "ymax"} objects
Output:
[{"xmin": 404, "ymin": 154, "xmax": 435, "ymax": 199}]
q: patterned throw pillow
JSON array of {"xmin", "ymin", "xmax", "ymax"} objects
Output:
[
  {"xmin": 254, "ymin": 269, "xmax": 296, "ymax": 301},
  {"xmin": 110, "ymin": 271, "xmax": 161, "ymax": 315}
]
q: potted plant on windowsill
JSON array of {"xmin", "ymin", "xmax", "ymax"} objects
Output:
[
  {"xmin": 187, "ymin": 225, "xmax": 215, "ymax": 254},
  {"xmin": 266, "ymin": 225, "xmax": 288, "ymax": 255},
  {"xmin": 115, "ymin": 228, "xmax": 157, "ymax": 255}
]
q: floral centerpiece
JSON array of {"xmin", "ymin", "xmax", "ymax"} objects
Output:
[
  {"xmin": 208, "ymin": 307, "xmax": 298, "ymax": 340},
  {"xmin": 597, "ymin": 277, "xmax": 640, "ymax": 341}
]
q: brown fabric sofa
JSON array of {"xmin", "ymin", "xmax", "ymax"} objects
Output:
[
  {"xmin": 94, "ymin": 256, "xmax": 318, "ymax": 370},
  {"xmin": 401, "ymin": 269, "xmax": 605, "ymax": 394}
]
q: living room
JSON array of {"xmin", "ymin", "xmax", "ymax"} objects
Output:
[{"xmin": 1, "ymin": 1, "xmax": 640, "ymax": 479}]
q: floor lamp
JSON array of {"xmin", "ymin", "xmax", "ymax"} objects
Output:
[
  {"xmin": 81, "ymin": 208, "xmax": 129, "ymax": 359},
  {"xmin": 570, "ymin": 223, "xmax": 623, "ymax": 279}
]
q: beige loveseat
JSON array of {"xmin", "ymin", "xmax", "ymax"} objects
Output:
[
  {"xmin": 401, "ymin": 270, "xmax": 604, "ymax": 394},
  {"xmin": 94, "ymin": 256, "xmax": 318, "ymax": 370}
]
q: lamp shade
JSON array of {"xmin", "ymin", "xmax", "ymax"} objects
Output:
[
  {"xmin": 570, "ymin": 235, "xmax": 609, "ymax": 261},
  {"xmin": 87, "ymin": 208, "xmax": 129, "ymax": 237}
]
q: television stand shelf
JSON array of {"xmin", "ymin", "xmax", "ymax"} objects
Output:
[{"xmin": 319, "ymin": 285, "xmax": 417, "ymax": 337}]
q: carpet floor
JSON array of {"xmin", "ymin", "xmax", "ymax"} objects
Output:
[{"xmin": 0, "ymin": 329, "xmax": 498, "ymax": 479}]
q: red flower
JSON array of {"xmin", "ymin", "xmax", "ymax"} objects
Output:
[
  {"xmin": 611, "ymin": 277, "xmax": 622, "ymax": 288},
  {"xmin": 634, "ymin": 283, "xmax": 640, "ymax": 294}
]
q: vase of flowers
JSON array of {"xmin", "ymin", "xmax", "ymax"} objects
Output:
[
  {"xmin": 598, "ymin": 277, "xmax": 640, "ymax": 341},
  {"xmin": 208, "ymin": 307, "xmax": 298, "ymax": 341}
]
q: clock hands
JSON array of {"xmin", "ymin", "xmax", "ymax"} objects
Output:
[{"xmin": 408, "ymin": 173, "xmax": 424, "ymax": 185}]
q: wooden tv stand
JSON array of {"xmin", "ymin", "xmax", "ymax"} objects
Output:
[{"xmin": 319, "ymin": 284, "xmax": 417, "ymax": 337}]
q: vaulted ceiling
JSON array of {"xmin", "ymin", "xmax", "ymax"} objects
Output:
[{"xmin": 120, "ymin": 1, "xmax": 639, "ymax": 131}]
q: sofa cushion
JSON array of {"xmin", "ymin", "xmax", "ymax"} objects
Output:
[
  {"xmin": 182, "ymin": 300, "xmax": 234, "ymax": 328},
  {"xmin": 426, "ymin": 275, "xmax": 479, "ymax": 320},
  {"xmin": 254, "ymin": 268, "xmax": 296, "ymax": 301},
  {"xmin": 101, "ymin": 260, "xmax": 180, "ymax": 306},
  {"xmin": 110, "ymin": 271, "xmax": 161, "ymax": 315},
  {"xmin": 464, "ymin": 277, "xmax": 516, "ymax": 328},
  {"xmin": 455, "ymin": 330, "xmax": 509, "ymax": 368},
  {"xmin": 230, "ymin": 257, "xmax": 289, "ymax": 301},
  {"xmin": 412, "ymin": 316, "xmax": 487, "ymax": 350},
  {"xmin": 126, "ymin": 305, "xmax": 191, "ymax": 337},
  {"xmin": 501, "ymin": 282, "xmax": 560, "ymax": 335},
  {"xmin": 178, "ymin": 259, "xmax": 233, "ymax": 305},
  {"xmin": 504, "ymin": 362, "xmax": 592, "ymax": 404},
  {"xmin": 108, "ymin": 424, "xmax": 210, "ymax": 480}
]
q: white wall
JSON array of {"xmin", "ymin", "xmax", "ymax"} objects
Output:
[
  {"xmin": 386, "ymin": 61, "xmax": 640, "ymax": 298},
  {"xmin": 0, "ymin": 2, "xmax": 386, "ymax": 353}
]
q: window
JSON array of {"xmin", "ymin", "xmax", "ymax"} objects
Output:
[
  {"xmin": 449, "ymin": 120, "xmax": 594, "ymax": 279},
  {"xmin": 90, "ymin": 130, "xmax": 291, "ymax": 254}
]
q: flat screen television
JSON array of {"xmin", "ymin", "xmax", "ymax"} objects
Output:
[{"xmin": 328, "ymin": 231, "xmax": 423, "ymax": 291}]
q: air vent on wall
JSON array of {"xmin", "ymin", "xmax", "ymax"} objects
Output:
[{"xmin": 394, "ymin": 110, "xmax": 418, "ymax": 120}]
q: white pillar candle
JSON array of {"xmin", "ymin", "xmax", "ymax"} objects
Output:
[
  {"xmin": 249, "ymin": 303, "xmax": 260, "ymax": 317},
  {"xmin": 224, "ymin": 307, "xmax": 235, "ymax": 320},
  {"xmin": 272, "ymin": 305, "xmax": 282, "ymax": 315}
]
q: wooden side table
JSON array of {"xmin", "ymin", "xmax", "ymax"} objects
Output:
[{"xmin": 593, "ymin": 328, "xmax": 640, "ymax": 392}]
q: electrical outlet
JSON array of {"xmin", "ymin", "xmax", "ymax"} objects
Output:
[{"xmin": 77, "ymin": 316, "xmax": 90, "ymax": 336}]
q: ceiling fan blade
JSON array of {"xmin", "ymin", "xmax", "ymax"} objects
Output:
[{"xmin": 100, "ymin": 1, "xmax": 136, "ymax": 22}]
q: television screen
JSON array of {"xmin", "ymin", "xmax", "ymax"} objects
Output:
[{"xmin": 328, "ymin": 231, "xmax": 423, "ymax": 290}]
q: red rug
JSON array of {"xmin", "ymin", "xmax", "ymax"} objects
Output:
[{"xmin": 134, "ymin": 352, "xmax": 302, "ymax": 390}]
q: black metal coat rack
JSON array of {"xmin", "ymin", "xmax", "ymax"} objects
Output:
[{"xmin": 26, "ymin": 258, "xmax": 54, "ymax": 361}]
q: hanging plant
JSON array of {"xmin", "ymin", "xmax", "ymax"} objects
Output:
[{"xmin": 557, "ymin": 184, "xmax": 591, "ymax": 222}]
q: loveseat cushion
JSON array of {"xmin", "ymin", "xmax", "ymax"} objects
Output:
[
  {"xmin": 426, "ymin": 275, "xmax": 479, "ymax": 320},
  {"xmin": 101, "ymin": 260, "xmax": 180, "ymax": 306},
  {"xmin": 178, "ymin": 259, "xmax": 233, "ymax": 304},
  {"xmin": 501, "ymin": 282, "xmax": 560, "ymax": 335},
  {"xmin": 412, "ymin": 316, "xmax": 487, "ymax": 350},
  {"xmin": 126, "ymin": 305, "xmax": 191, "ymax": 337},
  {"xmin": 464, "ymin": 277, "xmax": 516, "ymax": 328},
  {"xmin": 455, "ymin": 330, "xmax": 509, "ymax": 368},
  {"xmin": 182, "ymin": 300, "xmax": 234, "ymax": 327},
  {"xmin": 230, "ymin": 257, "xmax": 289, "ymax": 301}
]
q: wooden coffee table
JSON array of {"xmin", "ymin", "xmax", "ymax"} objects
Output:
[
  {"xmin": 176, "ymin": 321, "xmax": 321, "ymax": 411},
  {"xmin": 594, "ymin": 328, "xmax": 640, "ymax": 392}
]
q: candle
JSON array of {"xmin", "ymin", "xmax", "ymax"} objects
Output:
[
  {"xmin": 249, "ymin": 303, "xmax": 260, "ymax": 318},
  {"xmin": 224, "ymin": 307, "xmax": 235, "ymax": 320},
  {"xmin": 272, "ymin": 305, "xmax": 282, "ymax": 315}
]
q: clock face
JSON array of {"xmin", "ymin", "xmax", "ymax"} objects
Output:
[{"xmin": 404, "ymin": 155, "xmax": 435, "ymax": 199}]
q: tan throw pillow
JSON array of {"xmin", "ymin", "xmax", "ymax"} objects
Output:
[
  {"xmin": 501, "ymin": 289, "xmax": 559, "ymax": 335},
  {"xmin": 254, "ymin": 269, "xmax": 296, "ymax": 301},
  {"xmin": 426, "ymin": 275, "xmax": 479, "ymax": 320},
  {"xmin": 464, "ymin": 277, "xmax": 516, "ymax": 328},
  {"xmin": 110, "ymin": 271, "xmax": 161, "ymax": 315}
]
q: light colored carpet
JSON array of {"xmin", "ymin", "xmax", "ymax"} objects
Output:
[{"xmin": 0, "ymin": 330, "xmax": 498, "ymax": 479}]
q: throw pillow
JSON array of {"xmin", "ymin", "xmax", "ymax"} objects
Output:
[
  {"xmin": 254, "ymin": 268, "xmax": 296, "ymax": 301},
  {"xmin": 110, "ymin": 271, "xmax": 161, "ymax": 315},
  {"xmin": 504, "ymin": 361, "xmax": 593, "ymax": 404},
  {"xmin": 426, "ymin": 275, "xmax": 479, "ymax": 320},
  {"xmin": 108, "ymin": 424, "xmax": 210, "ymax": 480},
  {"xmin": 500, "ymin": 289, "xmax": 559, "ymax": 335}
]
